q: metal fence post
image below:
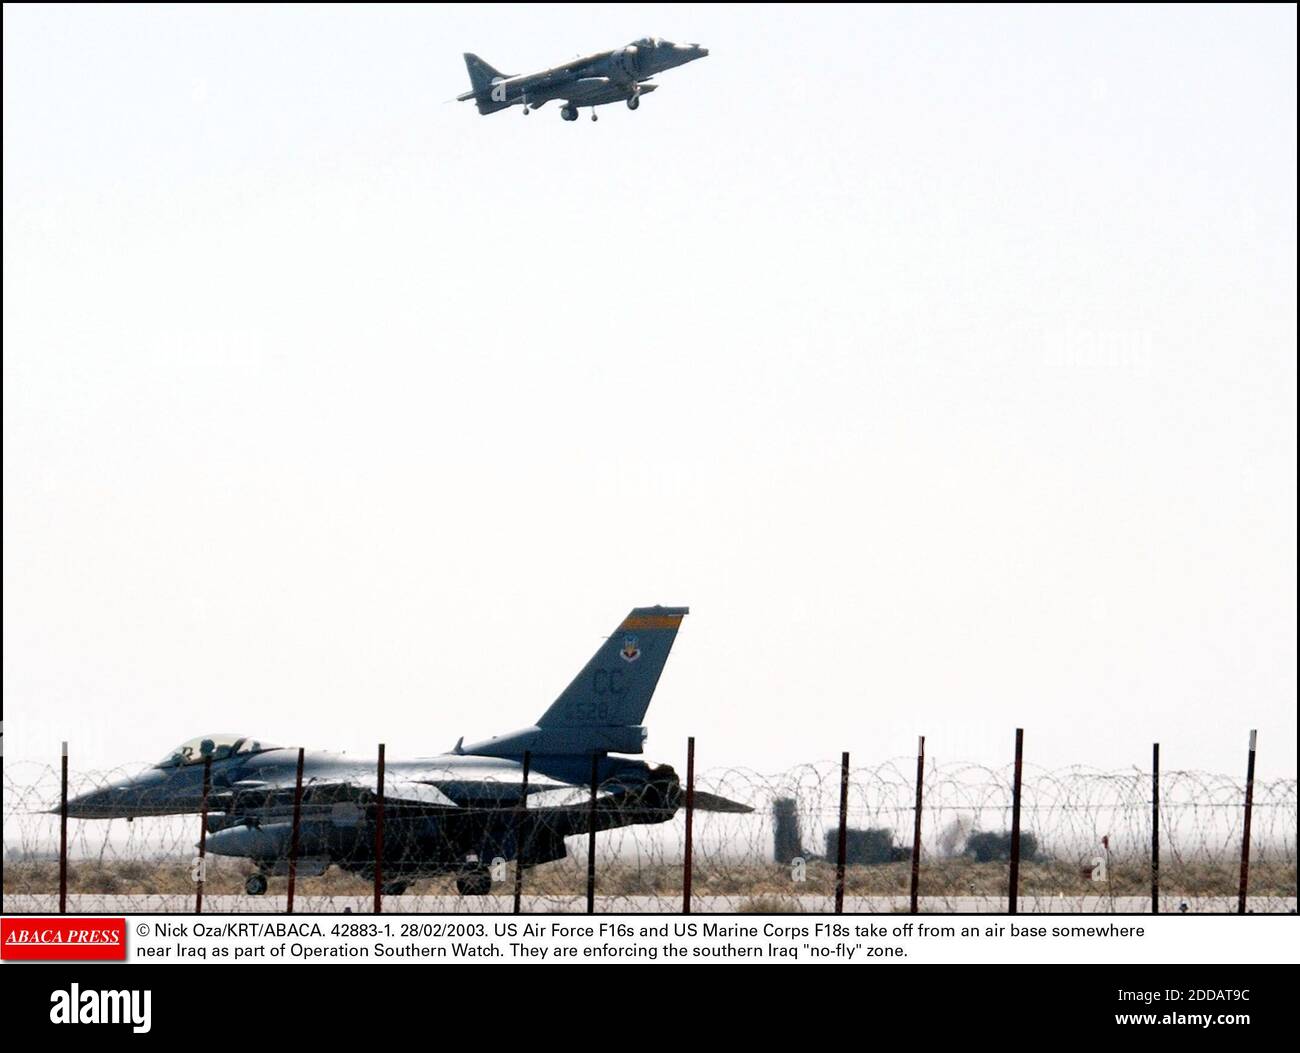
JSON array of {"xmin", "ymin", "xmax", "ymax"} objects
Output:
[
  {"xmin": 1237, "ymin": 730, "xmax": 1257, "ymax": 915},
  {"xmin": 1150, "ymin": 742, "xmax": 1160, "ymax": 915},
  {"xmin": 373, "ymin": 743, "xmax": 385, "ymax": 914},
  {"xmin": 286, "ymin": 746, "xmax": 306, "ymax": 914},
  {"xmin": 513, "ymin": 750, "xmax": 531, "ymax": 914},
  {"xmin": 59, "ymin": 742, "xmax": 68, "ymax": 915},
  {"xmin": 682, "ymin": 736, "xmax": 696, "ymax": 914},
  {"xmin": 910, "ymin": 736, "xmax": 925, "ymax": 914},
  {"xmin": 834, "ymin": 751, "xmax": 849, "ymax": 914},
  {"xmin": 586, "ymin": 753, "xmax": 599, "ymax": 914},
  {"xmin": 195, "ymin": 754, "xmax": 212, "ymax": 914},
  {"xmin": 1008, "ymin": 728, "xmax": 1024, "ymax": 914}
]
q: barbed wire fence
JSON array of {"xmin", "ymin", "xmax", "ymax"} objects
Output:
[{"xmin": 3, "ymin": 742, "xmax": 1295, "ymax": 915}]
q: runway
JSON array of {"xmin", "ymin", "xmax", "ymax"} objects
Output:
[{"xmin": 4, "ymin": 893, "xmax": 1294, "ymax": 914}]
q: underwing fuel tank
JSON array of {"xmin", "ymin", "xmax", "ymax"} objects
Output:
[
  {"xmin": 206, "ymin": 822, "xmax": 301, "ymax": 860},
  {"xmin": 205, "ymin": 820, "xmax": 366, "ymax": 863}
]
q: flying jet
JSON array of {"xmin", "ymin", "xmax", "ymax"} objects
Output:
[
  {"xmin": 457, "ymin": 37, "xmax": 708, "ymax": 122},
  {"xmin": 62, "ymin": 606, "xmax": 749, "ymax": 896}
]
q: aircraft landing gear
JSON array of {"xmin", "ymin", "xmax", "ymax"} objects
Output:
[
  {"xmin": 380, "ymin": 880, "xmax": 409, "ymax": 896},
  {"xmin": 245, "ymin": 873, "xmax": 268, "ymax": 896},
  {"xmin": 455, "ymin": 870, "xmax": 493, "ymax": 896},
  {"xmin": 560, "ymin": 105, "xmax": 577, "ymax": 122},
  {"xmin": 627, "ymin": 95, "xmax": 640, "ymax": 111},
  {"xmin": 591, "ymin": 109, "xmax": 598, "ymax": 122}
]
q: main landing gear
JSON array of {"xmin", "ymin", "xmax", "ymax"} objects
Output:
[
  {"xmin": 455, "ymin": 869, "xmax": 493, "ymax": 896},
  {"xmin": 627, "ymin": 95, "xmax": 640, "ymax": 110},
  {"xmin": 560, "ymin": 105, "xmax": 578, "ymax": 122},
  {"xmin": 245, "ymin": 873, "xmax": 268, "ymax": 896}
]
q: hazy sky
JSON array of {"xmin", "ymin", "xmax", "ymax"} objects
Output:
[{"xmin": 4, "ymin": 4, "xmax": 1296, "ymax": 781}]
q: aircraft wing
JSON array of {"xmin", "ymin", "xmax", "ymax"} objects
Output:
[
  {"xmin": 561, "ymin": 77, "xmax": 615, "ymax": 103},
  {"xmin": 372, "ymin": 780, "xmax": 461, "ymax": 809},
  {"xmin": 563, "ymin": 78, "xmax": 657, "ymax": 106},
  {"xmin": 210, "ymin": 774, "xmax": 460, "ymax": 820},
  {"xmin": 524, "ymin": 51, "xmax": 608, "ymax": 86}
]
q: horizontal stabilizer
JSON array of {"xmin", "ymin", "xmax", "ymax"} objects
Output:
[{"xmin": 691, "ymin": 790, "xmax": 754, "ymax": 814}]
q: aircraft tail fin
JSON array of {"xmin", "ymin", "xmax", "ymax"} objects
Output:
[
  {"xmin": 538, "ymin": 607, "xmax": 688, "ymax": 733},
  {"xmin": 460, "ymin": 607, "xmax": 688, "ymax": 757},
  {"xmin": 461, "ymin": 53, "xmax": 514, "ymax": 113}
]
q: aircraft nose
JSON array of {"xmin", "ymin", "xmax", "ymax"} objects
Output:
[
  {"xmin": 670, "ymin": 43, "xmax": 707, "ymax": 65},
  {"xmin": 60, "ymin": 785, "xmax": 125, "ymax": 818},
  {"xmin": 59, "ymin": 771, "xmax": 168, "ymax": 818}
]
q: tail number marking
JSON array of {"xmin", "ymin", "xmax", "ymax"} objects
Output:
[{"xmin": 565, "ymin": 699, "xmax": 610, "ymax": 721}]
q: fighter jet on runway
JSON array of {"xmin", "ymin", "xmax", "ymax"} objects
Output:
[
  {"xmin": 62, "ymin": 607, "xmax": 749, "ymax": 896},
  {"xmin": 457, "ymin": 37, "xmax": 708, "ymax": 121}
]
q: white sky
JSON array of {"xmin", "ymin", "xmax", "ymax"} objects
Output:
[{"xmin": 4, "ymin": 4, "xmax": 1296, "ymax": 781}]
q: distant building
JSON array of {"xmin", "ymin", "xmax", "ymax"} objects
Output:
[
  {"xmin": 824, "ymin": 827, "xmax": 909, "ymax": 865},
  {"xmin": 964, "ymin": 830, "xmax": 1039, "ymax": 862},
  {"xmin": 772, "ymin": 798, "xmax": 803, "ymax": 864}
]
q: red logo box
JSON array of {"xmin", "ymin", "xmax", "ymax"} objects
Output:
[{"xmin": 1, "ymin": 917, "xmax": 127, "ymax": 960}]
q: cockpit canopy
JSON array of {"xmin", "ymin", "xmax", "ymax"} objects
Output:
[
  {"xmin": 632, "ymin": 37, "xmax": 663, "ymax": 48},
  {"xmin": 155, "ymin": 734, "xmax": 279, "ymax": 768}
]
